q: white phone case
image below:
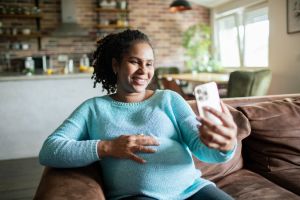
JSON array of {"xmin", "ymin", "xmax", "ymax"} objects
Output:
[{"xmin": 194, "ymin": 82, "xmax": 222, "ymax": 124}]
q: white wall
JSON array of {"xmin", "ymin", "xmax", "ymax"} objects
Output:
[
  {"xmin": 268, "ymin": 0, "xmax": 300, "ymax": 94},
  {"xmin": 0, "ymin": 76, "xmax": 104, "ymax": 160},
  {"xmin": 213, "ymin": 0, "xmax": 300, "ymax": 94}
]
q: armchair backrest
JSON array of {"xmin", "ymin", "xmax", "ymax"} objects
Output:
[{"xmin": 227, "ymin": 69, "xmax": 272, "ymax": 98}]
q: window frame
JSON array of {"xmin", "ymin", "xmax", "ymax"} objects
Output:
[{"xmin": 214, "ymin": 2, "xmax": 269, "ymax": 69}]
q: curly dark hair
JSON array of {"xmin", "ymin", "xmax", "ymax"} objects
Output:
[{"xmin": 91, "ymin": 29, "xmax": 153, "ymax": 94}]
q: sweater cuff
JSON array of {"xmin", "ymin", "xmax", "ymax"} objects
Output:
[
  {"xmin": 219, "ymin": 139, "xmax": 237, "ymax": 158},
  {"xmin": 93, "ymin": 140, "xmax": 101, "ymax": 160}
]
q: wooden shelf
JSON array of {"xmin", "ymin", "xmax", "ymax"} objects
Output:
[
  {"xmin": 0, "ymin": 1, "xmax": 43, "ymax": 50},
  {"xmin": 96, "ymin": 24, "xmax": 129, "ymax": 29},
  {"xmin": 95, "ymin": 8, "xmax": 130, "ymax": 13},
  {"xmin": 0, "ymin": 32, "xmax": 43, "ymax": 39},
  {"xmin": 0, "ymin": 14, "xmax": 43, "ymax": 19}
]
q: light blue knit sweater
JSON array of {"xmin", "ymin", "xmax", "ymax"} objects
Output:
[{"xmin": 39, "ymin": 90, "xmax": 235, "ymax": 200}]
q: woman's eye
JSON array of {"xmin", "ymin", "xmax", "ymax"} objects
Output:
[
  {"xmin": 130, "ymin": 60, "xmax": 138, "ymax": 64},
  {"xmin": 146, "ymin": 63, "xmax": 153, "ymax": 67}
]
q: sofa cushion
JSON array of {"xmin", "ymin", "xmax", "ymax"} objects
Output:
[
  {"xmin": 238, "ymin": 98, "xmax": 300, "ymax": 171},
  {"xmin": 259, "ymin": 168, "xmax": 300, "ymax": 196},
  {"xmin": 188, "ymin": 101, "xmax": 251, "ymax": 182},
  {"xmin": 216, "ymin": 169, "xmax": 300, "ymax": 200},
  {"xmin": 238, "ymin": 97, "xmax": 300, "ymax": 195}
]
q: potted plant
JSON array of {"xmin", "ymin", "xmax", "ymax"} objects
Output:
[{"xmin": 183, "ymin": 23, "xmax": 222, "ymax": 73}]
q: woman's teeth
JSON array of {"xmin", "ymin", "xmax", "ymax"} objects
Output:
[{"xmin": 133, "ymin": 78, "xmax": 146, "ymax": 85}]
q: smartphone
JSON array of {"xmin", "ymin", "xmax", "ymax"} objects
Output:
[{"xmin": 194, "ymin": 82, "xmax": 222, "ymax": 124}]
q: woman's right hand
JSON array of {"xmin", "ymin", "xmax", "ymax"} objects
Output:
[{"xmin": 98, "ymin": 134, "xmax": 160, "ymax": 164}]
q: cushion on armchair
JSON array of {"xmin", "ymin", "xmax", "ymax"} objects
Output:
[{"xmin": 238, "ymin": 97, "xmax": 300, "ymax": 195}]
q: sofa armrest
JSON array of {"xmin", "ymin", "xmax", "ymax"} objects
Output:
[{"xmin": 34, "ymin": 162, "xmax": 105, "ymax": 200}]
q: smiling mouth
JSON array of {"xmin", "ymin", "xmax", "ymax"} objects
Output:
[{"xmin": 132, "ymin": 77, "xmax": 147, "ymax": 85}]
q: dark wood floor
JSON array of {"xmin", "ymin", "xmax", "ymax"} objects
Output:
[{"xmin": 0, "ymin": 157, "xmax": 44, "ymax": 200}]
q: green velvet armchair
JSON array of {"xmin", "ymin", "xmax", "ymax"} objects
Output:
[{"xmin": 226, "ymin": 69, "xmax": 272, "ymax": 98}]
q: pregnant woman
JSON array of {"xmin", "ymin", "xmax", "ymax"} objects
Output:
[{"xmin": 39, "ymin": 29, "xmax": 237, "ymax": 200}]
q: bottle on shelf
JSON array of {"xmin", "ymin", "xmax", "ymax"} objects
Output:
[
  {"xmin": 24, "ymin": 57, "xmax": 35, "ymax": 76},
  {"xmin": 68, "ymin": 59, "xmax": 74, "ymax": 73}
]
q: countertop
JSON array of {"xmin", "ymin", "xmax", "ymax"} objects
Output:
[{"xmin": 0, "ymin": 72, "xmax": 93, "ymax": 82}]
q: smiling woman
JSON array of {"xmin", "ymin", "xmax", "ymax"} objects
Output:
[
  {"xmin": 39, "ymin": 29, "xmax": 237, "ymax": 200},
  {"xmin": 111, "ymin": 42, "xmax": 155, "ymax": 102},
  {"xmin": 91, "ymin": 30, "xmax": 153, "ymax": 95}
]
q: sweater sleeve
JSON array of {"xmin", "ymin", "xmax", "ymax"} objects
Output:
[
  {"xmin": 39, "ymin": 99, "xmax": 100, "ymax": 168},
  {"xmin": 169, "ymin": 91, "xmax": 236, "ymax": 163}
]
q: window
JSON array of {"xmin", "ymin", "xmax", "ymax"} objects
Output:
[
  {"xmin": 215, "ymin": 3, "xmax": 269, "ymax": 68},
  {"xmin": 216, "ymin": 15, "xmax": 240, "ymax": 67},
  {"xmin": 244, "ymin": 7, "xmax": 269, "ymax": 67}
]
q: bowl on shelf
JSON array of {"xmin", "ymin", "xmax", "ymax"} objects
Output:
[
  {"xmin": 21, "ymin": 43, "xmax": 30, "ymax": 50},
  {"xmin": 22, "ymin": 28, "xmax": 31, "ymax": 35}
]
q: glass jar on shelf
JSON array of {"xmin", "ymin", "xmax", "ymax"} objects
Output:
[
  {"xmin": 117, "ymin": 0, "xmax": 127, "ymax": 10},
  {"xmin": 79, "ymin": 54, "xmax": 92, "ymax": 73}
]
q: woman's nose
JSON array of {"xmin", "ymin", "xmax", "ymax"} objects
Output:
[{"xmin": 138, "ymin": 63, "xmax": 147, "ymax": 71}]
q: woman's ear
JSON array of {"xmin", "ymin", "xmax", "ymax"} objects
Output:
[{"xmin": 112, "ymin": 58, "xmax": 118, "ymax": 75}]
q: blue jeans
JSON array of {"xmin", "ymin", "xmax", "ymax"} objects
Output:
[
  {"xmin": 120, "ymin": 184, "xmax": 234, "ymax": 200},
  {"xmin": 187, "ymin": 184, "xmax": 234, "ymax": 200}
]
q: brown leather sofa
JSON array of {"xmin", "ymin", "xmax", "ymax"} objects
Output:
[{"xmin": 34, "ymin": 94, "xmax": 300, "ymax": 200}]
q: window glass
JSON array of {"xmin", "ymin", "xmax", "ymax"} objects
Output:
[
  {"xmin": 217, "ymin": 15, "xmax": 240, "ymax": 67},
  {"xmin": 244, "ymin": 7, "xmax": 269, "ymax": 67}
]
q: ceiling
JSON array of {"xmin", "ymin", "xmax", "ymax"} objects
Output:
[{"xmin": 190, "ymin": 0, "xmax": 233, "ymax": 8}]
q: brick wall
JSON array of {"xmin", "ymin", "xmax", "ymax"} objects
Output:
[
  {"xmin": 0, "ymin": 0, "xmax": 209, "ymax": 71},
  {"xmin": 129, "ymin": 0, "xmax": 209, "ymax": 69}
]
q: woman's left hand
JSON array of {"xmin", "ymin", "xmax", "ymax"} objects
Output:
[{"xmin": 197, "ymin": 101, "xmax": 237, "ymax": 152}]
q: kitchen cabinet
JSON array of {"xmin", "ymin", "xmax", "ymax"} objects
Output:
[
  {"xmin": 0, "ymin": 0, "xmax": 42, "ymax": 50},
  {"xmin": 95, "ymin": 0, "xmax": 130, "ymax": 37}
]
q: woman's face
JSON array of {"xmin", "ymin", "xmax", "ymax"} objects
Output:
[{"xmin": 113, "ymin": 42, "xmax": 154, "ymax": 94}]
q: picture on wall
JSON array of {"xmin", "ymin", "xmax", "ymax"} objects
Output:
[{"xmin": 287, "ymin": 0, "xmax": 300, "ymax": 34}]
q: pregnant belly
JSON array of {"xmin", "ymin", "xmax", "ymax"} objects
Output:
[{"xmin": 101, "ymin": 138, "xmax": 199, "ymax": 195}]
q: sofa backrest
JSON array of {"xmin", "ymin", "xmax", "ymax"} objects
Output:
[
  {"xmin": 234, "ymin": 95, "xmax": 300, "ymax": 195},
  {"xmin": 187, "ymin": 100, "xmax": 251, "ymax": 182},
  {"xmin": 237, "ymin": 97, "xmax": 300, "ymax": 172}
]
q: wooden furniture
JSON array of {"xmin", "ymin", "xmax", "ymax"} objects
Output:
[
  {"xmin": 0, "ymin": 0, "xmax": 43, "ymax": 50},
  {"xmin": 95, "ymin": 0, "xmax": 130, "ymax": 38},
  {"xmin": 154, "ymin": 67, "xmax": 180, "ymax": 89},
  {"xmin": 153, "ymin": 67, "xmax": 194, "ymax": 99},
  {"xmin": 161, "ymin": 78, "xmax": 195, "ymax": 100},
  {"xmin": 162, "ymin": 72, "xmax": 230, "ymax": 86}
]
